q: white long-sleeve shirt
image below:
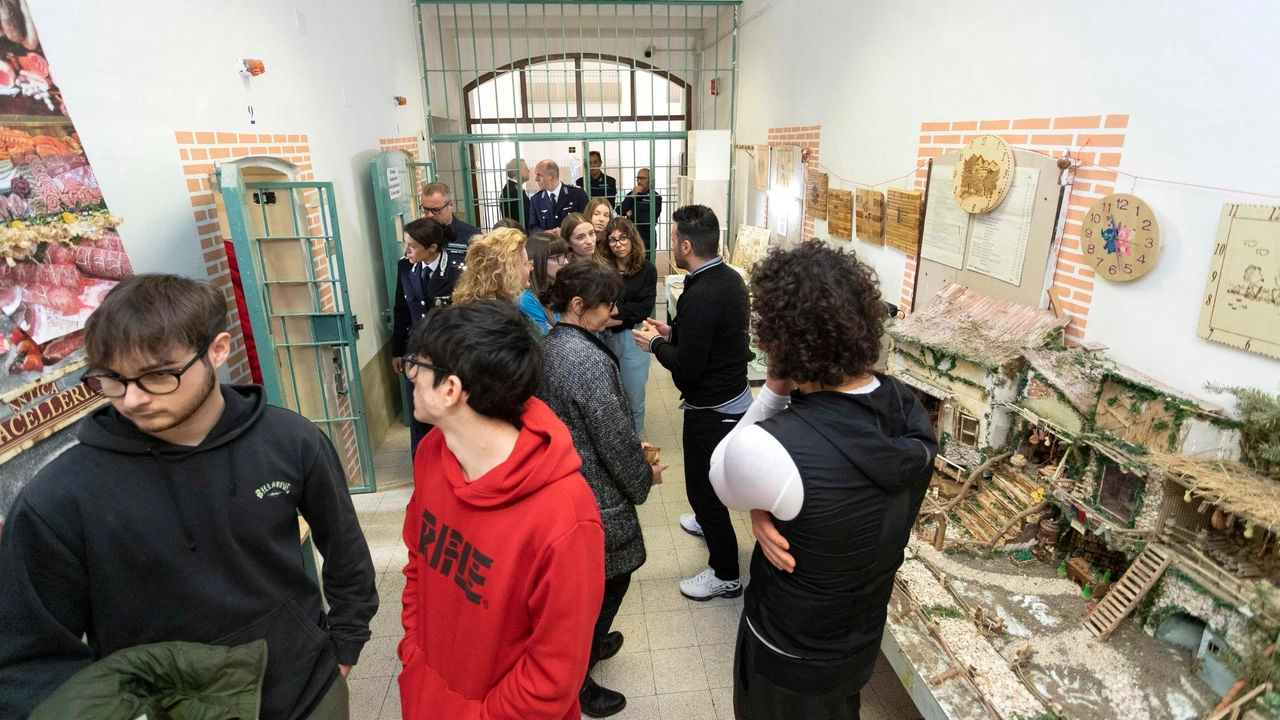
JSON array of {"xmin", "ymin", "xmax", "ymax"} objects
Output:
[
  {"xmin": 709, "ymin": 378, "xmax": 882, "ymax": 522},
  {"xmin": 708, "ymin": 378, "xmax": 882, "ymax": 658}
]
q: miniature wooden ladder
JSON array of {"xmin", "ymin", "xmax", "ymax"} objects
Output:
[{"xmin": 1083, "ymin": 543, "xmax": 1173, "ymax": 641}]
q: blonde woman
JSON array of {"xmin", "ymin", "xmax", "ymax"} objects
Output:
[
  {"xmin": 585, "ymin": 197, "xmax": 613, "ymax": 236},
  {"xmin": 560, "ymin": 212, "xmax": 598, "ymax": 262},
  {"xmin": 452, "ymin": 228, "xmax": 532, "ymax": 305},
  {"xmin": 598, "ymin": 217, "xmax": 657, "ymax": 435}
]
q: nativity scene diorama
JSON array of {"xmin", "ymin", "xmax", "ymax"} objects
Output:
[{"xmin": 883, "ymin": 282, "xmax": 1280, "ymax": 720}]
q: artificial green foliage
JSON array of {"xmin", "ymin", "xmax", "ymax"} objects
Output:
[
  {"xmin": 1206, "ymin": 383, "xmax": 1280, "ymax": 478},
  {"xmin": 921, "ymin": 604, "xmax": 965, "ymax": 620}
]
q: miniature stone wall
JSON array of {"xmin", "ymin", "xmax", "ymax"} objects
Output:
[{"xmin": 1145, "ymin": 572, "xmax": 1263, "ymax": 657}]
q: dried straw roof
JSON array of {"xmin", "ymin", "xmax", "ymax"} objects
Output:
[
  {"xmin": 891, "ymin": 284, "xmax": 1071, "ymax": 370},
  {"xmin": 1148, "ymin": 451, "xmax": 1280, "ymax": 531},
  {"xmin": 1103, "ymin": 364, "xmax": 1228, "ymax": 418},
  {"xmin": 1022, "ymin": 347, "xmax": 1106, "ymax": 412}
]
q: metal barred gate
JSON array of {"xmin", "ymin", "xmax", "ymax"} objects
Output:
[{"xmin": 218, "ymin": 165, "xmax": 377, "ymax": 493}]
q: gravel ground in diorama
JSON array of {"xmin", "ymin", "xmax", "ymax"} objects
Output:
[{"xmin": 908, "ymin": 540, "xmax": 1219, "ymax": 720}]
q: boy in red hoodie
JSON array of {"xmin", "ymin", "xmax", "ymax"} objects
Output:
[{"xmin": 397, "ymin": 300, "xmax": 605, "ymax": 720}]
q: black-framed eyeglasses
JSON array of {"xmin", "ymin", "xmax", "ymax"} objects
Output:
[
  {"xmin": 420, "ymin": 200, "xmax": 453, "ymax": 217},
  {"xmin": 84, "ymin": 344, "xmax": 210, "ymax": 398},
  {"xmin": 401, "ymin": 354, "xmax": 451, "ymax": 381},
  {"xmin": 607, "ymin": 235, "xmax": 630, "ymax": 245}
]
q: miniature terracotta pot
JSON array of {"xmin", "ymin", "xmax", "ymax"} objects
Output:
[
  {"xmin": 1211, "ymin": 506, "xmax": 1227, "ymax": 531},
  {"xmin": 1038, "ymin": 519, "xmax": 1059, "ymax": 547}
]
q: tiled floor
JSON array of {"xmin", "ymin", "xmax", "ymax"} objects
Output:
[{"xmin": 348, "ymin": 355, "xmax": 923, "ymax": 720}]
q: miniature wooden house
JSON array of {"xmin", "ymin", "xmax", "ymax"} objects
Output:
[
  {"xmin": 888, "ymin": 284, "xmax": 1070, "ymax": 467},
  {"xmin": 1094, "ymin": 365, "xmax": 1241, "ymax": 462}
]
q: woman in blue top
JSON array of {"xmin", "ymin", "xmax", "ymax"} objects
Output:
[{"xmin": 519, "ymin": 231, "xmax": 571, "ymax": 333}]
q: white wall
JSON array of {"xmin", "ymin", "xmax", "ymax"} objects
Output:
[
  {"xmin": 31, "ymin": 0, "xmax": 425, "ymax": 363},
  {"xmin": 731, "ymin": 0, "xmax": 1280, "ymax": 410}
]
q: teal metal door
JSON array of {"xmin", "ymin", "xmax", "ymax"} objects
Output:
[
  {"xmin": 371, "ymin": 151, "xmax": 436, "ymax": 428},
  {"xmin": 218, "ymin": 165, "xmax": 377, "ymax": 493}
]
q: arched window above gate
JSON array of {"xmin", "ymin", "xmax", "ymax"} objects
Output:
[{"xmin": 464, "ymin": 54, "xmax": 689, "ymax": 132}]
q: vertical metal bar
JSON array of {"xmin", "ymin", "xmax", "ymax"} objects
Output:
[
  {"xmin": 436, "ymin": 7, "xmax": 451, "ymax": 150},
  {"xmin": 321, "ymin": 182, "xmax": 376, "ymax": 492},
  {"xmin": 309, "ymin": 188, "xmax": 335, "ymax": 446},
  {"xmin": 727, "ymin": 5, "xmax": 740, "ymax": 232},
  {"xmin": 416, "ymin": 3, "xmax": 437, "ymax": 170}
]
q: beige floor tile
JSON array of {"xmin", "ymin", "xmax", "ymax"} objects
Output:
[
  {"xmin": 347, "ymin": 675, "xmax": 392, "ymax": 720},
  {"xmin": 363, "ymin": 523, "xmax": 405, "ymax": 548},
  {"xmin": 374, "ymin": 452, "xmax": 405, "ymax": 470},
  {"xmin": 663, "ymin": 502, "xmax": 696, "ymax": 526},
  {"xmin": 600, "ymin": 650, "xmax": 656, "ymax": 697},
  {"xmin": 656, "ymin": 690, "xmax": 717, "ymax": 720},
  {"xmin": 635, "ymin": 503, "xmax": 668, "ymax": 528},
  {"xmin": 690, "ymin": 604, "xmax": 742, "ymax": 647},
  {"xmin": 616, "ymin": 582, "xmax": 645, "ymax": 616},
  {"xmin": 710, "ymin": 686, "xmax": 735, "ymax": 719},
  {"xmin": 639, "ymin": 578, "xmax": 691, "ymax": 613},
  {"xmin": 633, "ymin": 549, "xmax": 681, "ymax": 581},
  {"xmin": 699, "ymin": 643, "xmax": 736, "ymax": 690},
  {"xmin": 675, "ymin": 546, "xmax": 711, "ymax": 576},
  {"xmin": 378, "ymin": 571, "xmax": 407, "ymax": 602},
  {"xmin": 670, "ymin": 524, "xmax": 704, "ymax": 549},
  {"xmin": 650, "ymin": 647, "xmax": 709, "ymax": 694},
  {"xmin": 369, "ymin": 598, "xmax": 403, "ymax": 639},
  {"xmin": 604, "ymin": 693, "xmax": 661, "ymax": 720},
  {"xmin": 645, "ymin": 609, "xmax": 696, "ymax": 650},
  {"xmin": 641, "ymin": 524, "xmax": 675, "ymax": 552},
  {"xmin": 349, "ymin": 636, "xmax": 401, "ymax": 679},
  {"xmin": 608, "ymin": 612, "xmax": 650, "ymax": 654},
  {"xmin": 378, "ymin": 677, "xmax": 403, "ymax": 720}
]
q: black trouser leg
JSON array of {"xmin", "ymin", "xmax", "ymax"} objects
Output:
[
  {"xmin": 683, "ymin": 408, "xmax": 743, "ymax": 582},
  {"xmin": 589, "ymin": 574, "xmax": 632, "ymax": 670},
  {"xmin": 405, "ymin": 377, "xmax": 433, "ymax": 462}
]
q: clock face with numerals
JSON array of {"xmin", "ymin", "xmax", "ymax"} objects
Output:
[
  {"xmin": 953, "ymin": 134, "xmax": 1015, "ymax": 213},
  {"xmin": 1081, "ymin": 193, "xmax": 1161, "ymax": 282}
]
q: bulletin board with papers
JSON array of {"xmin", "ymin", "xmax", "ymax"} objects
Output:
[{"xmin": 914, "ymin": 148, "xmax": 1064, "ymax": 310}]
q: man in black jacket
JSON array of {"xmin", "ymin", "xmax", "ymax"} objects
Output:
[
  {"xmin": 634, "ymin": 205, "xmax": 753, "ymax": 601},
  {"xmin": 574, "ymin": 150, "xmax": 618, "ymax": 205},
  {"xmin": 0, "ymin": 274, "xmax": 378, "ymax": 720},
  {"xmin": 618, "ymin": 168, "xmax": 662, "ymax": 254},
  {"xmin": 499, "ymin": 158, "xmax": 530, "ymax": 223}
]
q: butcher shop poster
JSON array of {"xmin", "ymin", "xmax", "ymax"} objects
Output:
[{"xmin": 0, "ymin": 0, "xmax": 130, "ymax": 517}]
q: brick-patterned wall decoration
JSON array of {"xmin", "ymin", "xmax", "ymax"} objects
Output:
[
  {"xmin": 173, "ymin": 132, "xmax": 363, "ymax": 488},
  {"xmin": 174, "ymin": 131, "xmax": 314, "ymax": 383},
  {"xmin": 378, "ymin": 136, "xmax": 425, "ymax": 195},
  {"xmin": 767, "ymin": 125, "xmax": 821, "ymax": 238},
  {"xmin": 904, "ymin": 115, "xmax": 1128, "ymax": 343}
]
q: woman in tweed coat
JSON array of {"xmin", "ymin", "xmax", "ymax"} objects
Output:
[{"xmin": 537, "ymin": 261, "xmax": 667, "ymax": 718}]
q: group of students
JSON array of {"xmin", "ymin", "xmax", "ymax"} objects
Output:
[{"xmin": 0, "ymin": 172, "xmax": 940, "ymax": 720}]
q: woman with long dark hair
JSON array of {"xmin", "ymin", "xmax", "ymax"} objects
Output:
[
  {"xmin": 519, "ymin": 232, "xmax": 571, "ymax": 334},
  {"xmin": 560, "ymin": 212, "xmax": 598, "ymax": 262},
  {"xmin": 536, "ymin": 261, "xmax": 667, "ymax": 718},
  {"xmin": 597, "ymin": 217, "xmax": 657, "ymax": 435}
]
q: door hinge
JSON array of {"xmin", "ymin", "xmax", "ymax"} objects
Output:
[{"xmin": 352, "ymin": 316, "xmax": 364, "ymax": 336}]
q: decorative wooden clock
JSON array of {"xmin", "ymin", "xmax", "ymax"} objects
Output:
[
  {"xmin": 1080, "ymin": 193, "xmax": 1161, "ymax": 281},
  {"xmin": 953, "ymin": 134, "xmax": 1015, "ymax": 213}
]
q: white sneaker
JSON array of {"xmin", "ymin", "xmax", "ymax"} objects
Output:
[
  {"xmin": 680, "ymin": 569, "xmax": 742, "ymax": 601},
  {"xmin": 679, "ymin": 513, "xmax": 704, "ymax": 538}
]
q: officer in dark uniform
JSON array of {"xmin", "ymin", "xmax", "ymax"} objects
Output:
[{"xmin": 392, "ymin": 217, "xmax": 464, "ymax": 458}]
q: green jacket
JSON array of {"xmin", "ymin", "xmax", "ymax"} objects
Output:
[{"xmin": 30, "ymin": 640, "xmax": 268, "ymax": 720}]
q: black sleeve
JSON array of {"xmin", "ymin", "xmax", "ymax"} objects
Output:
[
  {"xmin": 0, "ymin": 493, "xmax": 96, "ymax": 718},
  {"xmin": 652, "ymin": 289, "xmax": 718, "ymax": 383},
  {"xmin": 617, "ymin": 263, "xmax": 657, "ymax": 328},
  {"xmin": 619, "ymin": 195, "xmax": 635, "ymax": 219},
  {"xmin": 391, "ymin": 274, "xmax": 410, "ymax": 357},
  {"xmin": 654, "ymin": 193, "xmax": 664, "ymax": 222},
  {"xmin": 608, "ymin": 176, "xmax": 619, "ymax": 205},
  {"xmin": 574, "ymin": 177, "xmax": 585, "ymax": 189},
  {"xmin": 298, "ymin": 433, "xmax": 379, "ymax": 666}
]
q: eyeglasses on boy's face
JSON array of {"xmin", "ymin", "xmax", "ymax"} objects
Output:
[
  {"xmin": 85, "ymin": 344, "xmax": 211, "ymax": 398},
  {"xmin": 401, "ymin": 354, "xmax": 451, "ymax": 381}
]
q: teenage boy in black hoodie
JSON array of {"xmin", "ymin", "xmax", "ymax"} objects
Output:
[
  {"xmin": 0, "ymin": 274, "xmax": 379, "ymax": 720},
  {"xmin": 708, "ymin": 241, "xmax": 938, "ymax": 720}
]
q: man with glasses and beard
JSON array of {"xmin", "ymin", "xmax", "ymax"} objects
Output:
[{"xmin": 0, "ymin": 274, "xmax": 378, "ymax": 720}]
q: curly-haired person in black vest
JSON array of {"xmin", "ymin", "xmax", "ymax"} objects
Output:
[
  {"xmin": 710, "ymin": 240, "xmax": 939, "ymax": 720},
  {"xmin": 537, "ymin": 261, "xmax": 668, "ymax": 718}
]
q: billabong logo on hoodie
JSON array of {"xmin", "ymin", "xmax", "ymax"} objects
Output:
[{"xmin": 255, "ymin": 481, "xmax": 293, "ymax": 499}]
